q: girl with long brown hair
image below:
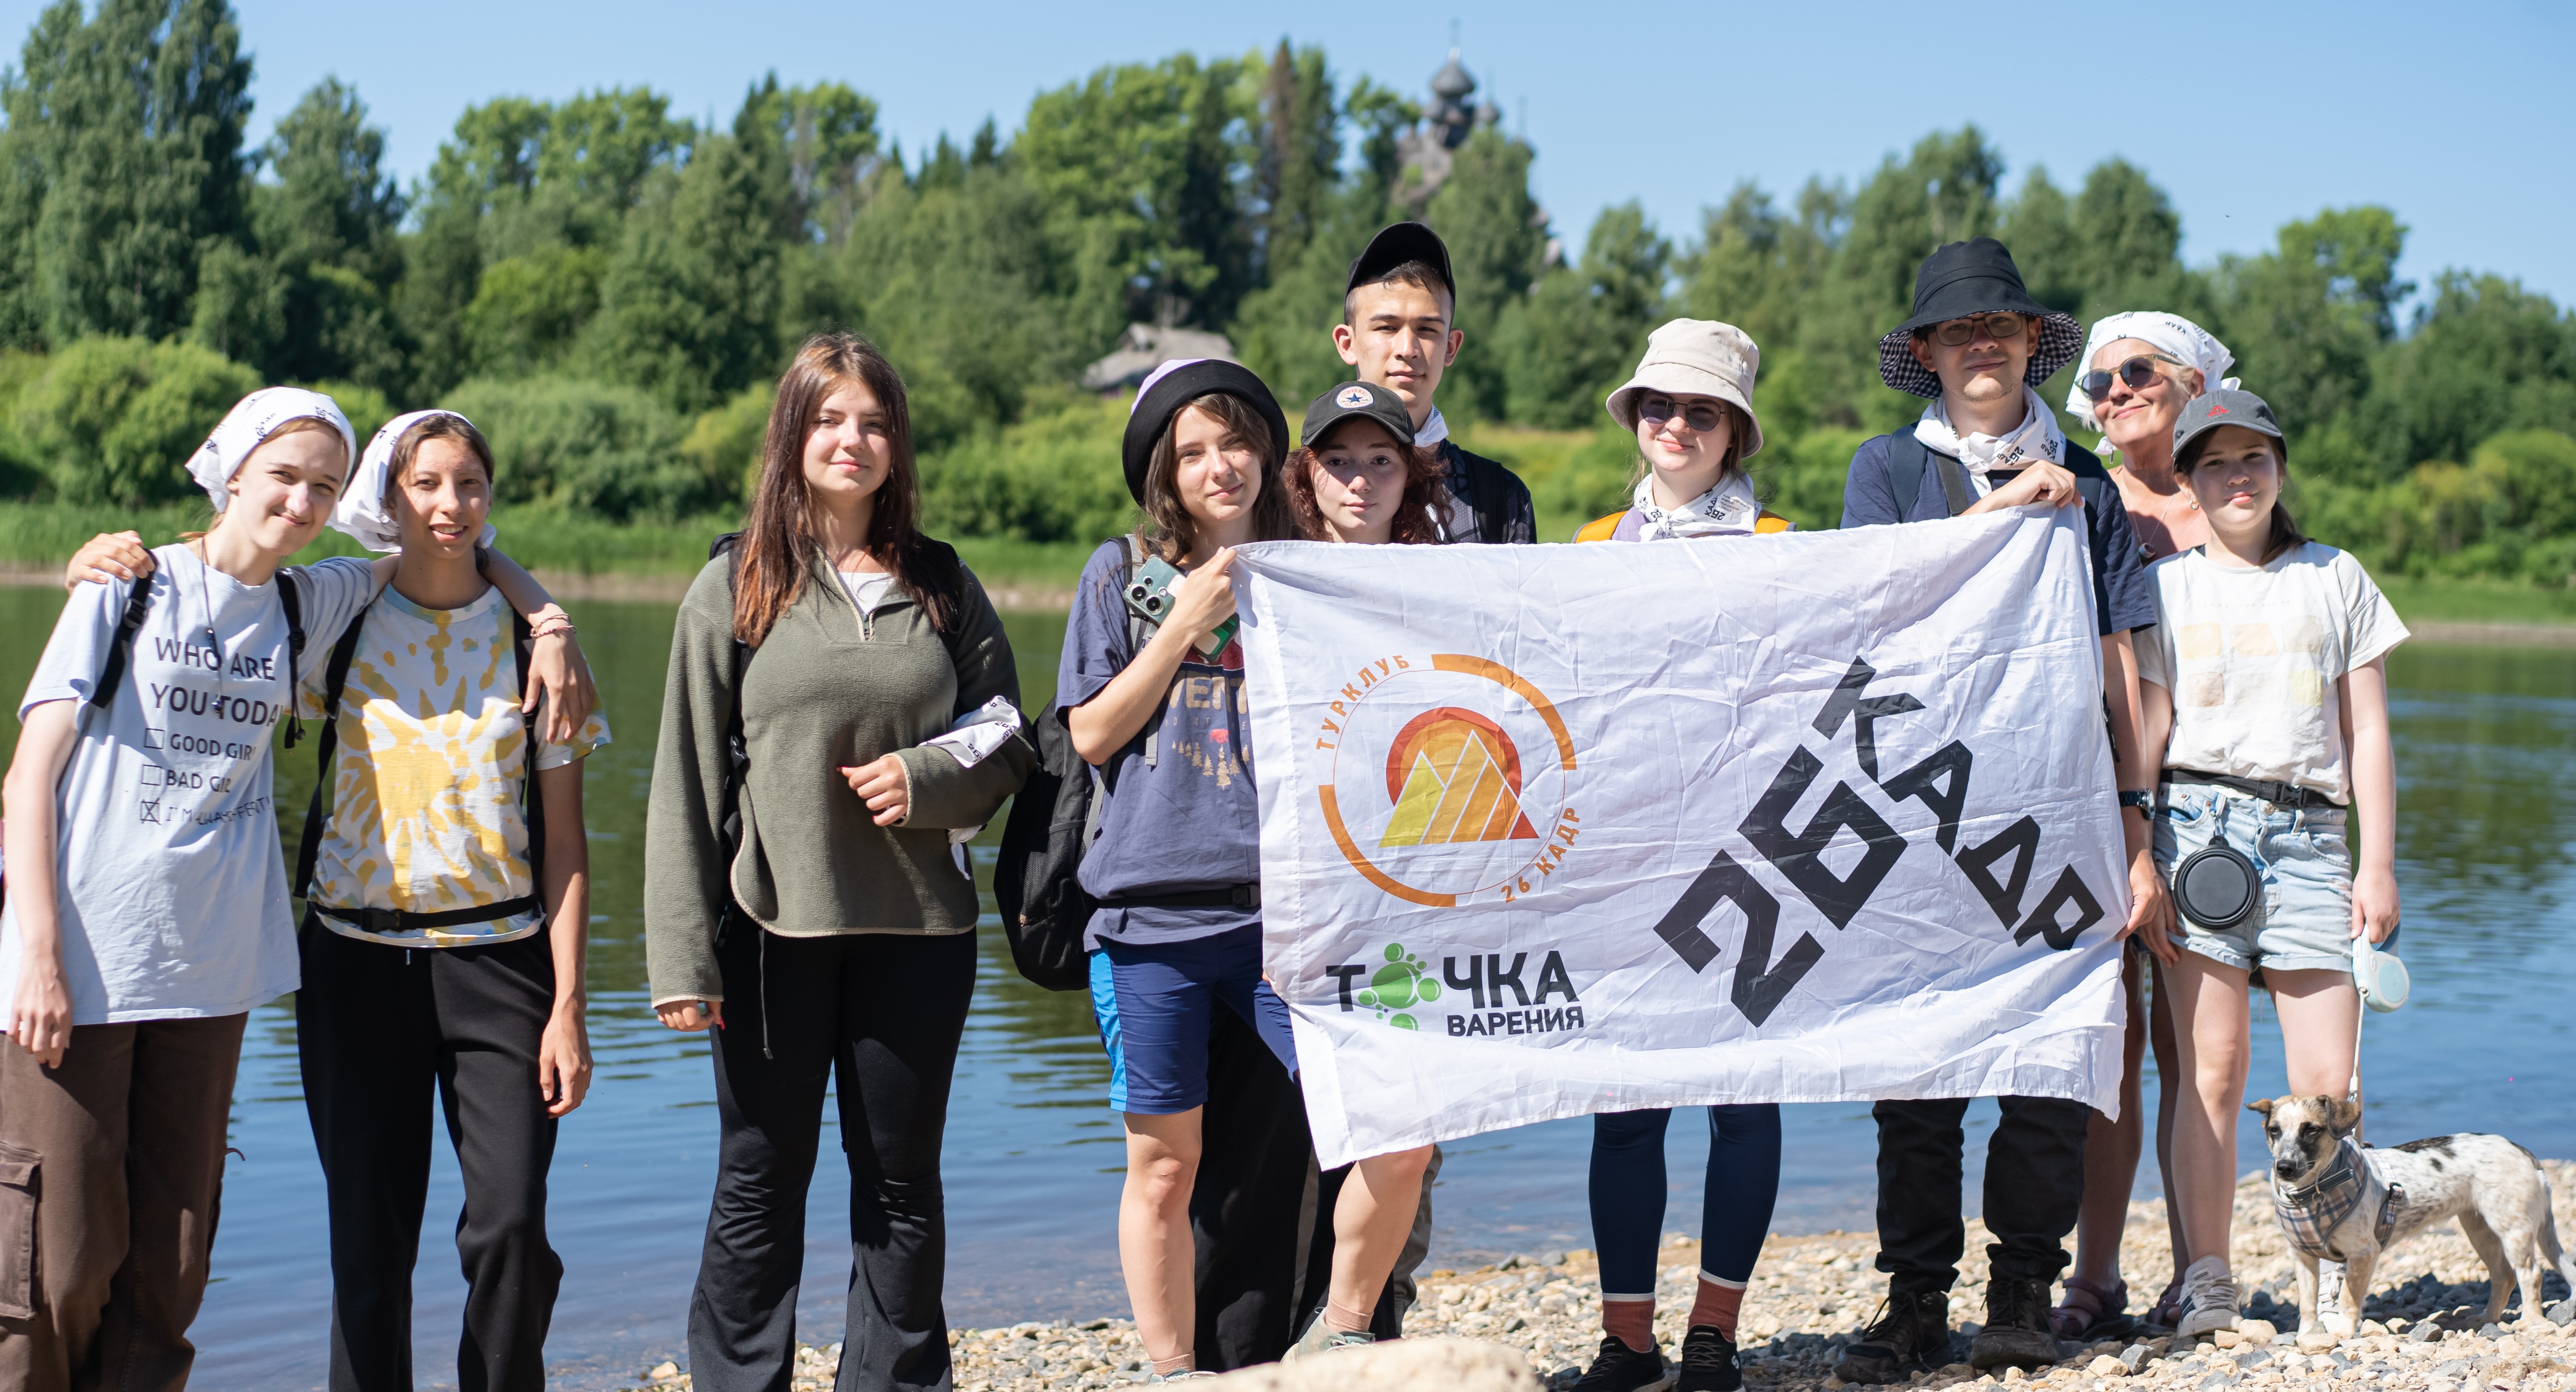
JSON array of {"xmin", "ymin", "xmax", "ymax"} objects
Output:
[{"xmin": 645, "ymin": 331, "xmax": 1033, "ymax": 1392}]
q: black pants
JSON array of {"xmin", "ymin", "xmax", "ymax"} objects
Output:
[
  {"xmin": 297, "ymin": 915, "xmax": 564, "ymax": 1392},
  {"xmin": 1871, "ymin": 1095, "xmax": 2088, "ymax": 1296},
  {"xmin": 690, "ymin": 926, "xmax": 975, "ymax": 1392}
]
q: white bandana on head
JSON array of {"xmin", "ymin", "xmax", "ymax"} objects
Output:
[
  {"xmin": 333, "ymin": 410, "xmax": 500, "ymax": 553},
  {"xmin": 187, "ymin": 387, "xmax": 357, "ymax": 512},
  {"xmin": 1916, "ymin": 386, "xmax": 2065, "ymax": 490},
  {"xmin": 2065, "ymin": 311, "xmax": 2240, "ymax": 431},
  {"xmin": 1412, "ymin": 405, "xmax": 1449, "ymax": 448},
  {"xmin": 1630, "ymin": 470, "xmax": 1762, "ymax": 541}
]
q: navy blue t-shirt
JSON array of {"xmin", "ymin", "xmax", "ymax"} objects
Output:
[
  {"xmin": 1839, "ymin": 432, "xmax": 2157, "ymax": 636},
  {"xmin": 1056, "ymin": 541, "xmax": 1260, "ymax": 950}
]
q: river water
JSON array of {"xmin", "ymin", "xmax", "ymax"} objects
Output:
[{"xmin": 0, "ymin": 588, "xmax": 2566, "ymax": 1390}]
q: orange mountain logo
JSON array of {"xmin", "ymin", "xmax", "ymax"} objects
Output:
[
  {"xmin": 1380, "ymin": 709, "xmax": 1541, "ymax": 846},
  {"xmin": 1314, "ymin": 654, "xmax": 1580, "ymax": 907}
]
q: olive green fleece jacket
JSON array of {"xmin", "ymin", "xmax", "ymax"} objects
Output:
[{"xmin": 643, "ymin": 552, "xmax": 1032, "ymax": 1007}]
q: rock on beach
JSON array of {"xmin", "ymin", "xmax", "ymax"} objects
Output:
[{"xmin": 623, "ymin": 1160, "xmax": 2576, "ymax": 1392}]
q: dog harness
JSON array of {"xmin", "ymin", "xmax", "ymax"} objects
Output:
[{"xmin": 2273, "ymin": 1137, "xmax": 2403, "ymax": 1263}]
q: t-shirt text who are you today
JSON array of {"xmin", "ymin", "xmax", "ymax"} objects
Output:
[{"xmin": 0, "ymin": 550, "xmax": 378, "ymax": 1025}]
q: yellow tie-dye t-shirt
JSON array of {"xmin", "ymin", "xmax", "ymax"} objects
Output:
[{"xmin": 298, "ymin": 584, "xmax": 610, "ymax": 946}]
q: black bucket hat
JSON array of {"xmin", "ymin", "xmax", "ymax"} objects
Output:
[
  {"xmin": 2171, "ymin": 387, "xmax": 2288, "ymax": 470},
  {"xmin": 1301, "ymin": 381, "xmax": 1416, "ymax": 453},
  {"xmin": 1120, "ymin": 358, "xmax": 1289, "ymax": 506},
  {"xmin": 1876, "ymin": 237, "xmax": 2082, "ymax": 398},
  {"xmin": 1346, "ymin": 222, "xmax": 1455, "ymax": 301}
]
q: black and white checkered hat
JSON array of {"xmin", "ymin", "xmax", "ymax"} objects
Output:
[{"xmin": 1876, "ymin": 237, "xmax": 2083, "ymax": 398}]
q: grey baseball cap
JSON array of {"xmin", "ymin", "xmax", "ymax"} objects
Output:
[
  {"xmin": 1301, "ymin": 381, "xmax": 1416, "ymax": 452},
  {"xmin": 2172, "ymin": 387, "xmax": 2288, "ymax": 469}
]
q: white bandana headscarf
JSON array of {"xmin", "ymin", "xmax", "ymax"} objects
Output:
[
  {"xmin": 1630, "ymin": 471, "xmax": 1762, "ymax": 541},
  {"xmin": 1916, "ymin": 386, "xmax": 2065, "ymax": 485},
  {"xmin": 187, "ymin": 388, "xmax": 357, "ymax": 512},
  {"xmin": 333, "ymin": 410, "xmax": 499, "ymax": 553},
  {"xmin": 1412, "ymin": 405, "xmax": 1449, "ymax": 448},
  {"xmin": 2065, "ymin": 311, "xmax": 2240, "ymax": 431}
]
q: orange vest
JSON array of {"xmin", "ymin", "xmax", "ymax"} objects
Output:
[{"xmin": 1574, "ymin": 509, "xmax": 1794, "ymax": 542}]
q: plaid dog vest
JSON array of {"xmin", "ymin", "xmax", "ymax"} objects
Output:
[{"xmin": 2273, "ymin": 1138, "xmax": 2402, "ymax": 1262}]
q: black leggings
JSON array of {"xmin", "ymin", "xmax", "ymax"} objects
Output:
[{"xmin": 688, "ymin": 925, "xmax": 976, "ymax": 1392}]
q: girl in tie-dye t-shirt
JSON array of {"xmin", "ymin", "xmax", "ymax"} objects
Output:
[{"xmin": 289, "ymin": 410, "xmax": 604, "ymax": 1391}]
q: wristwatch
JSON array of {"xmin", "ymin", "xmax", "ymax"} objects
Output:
[{"xmin": 2117, "ymin": 790, "xmax": 2153, "ymax": 818}]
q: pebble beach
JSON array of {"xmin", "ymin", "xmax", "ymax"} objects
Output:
[{"xmin": 622, "ymin": 1161, "xmax": 2576, "ymax": 1391}]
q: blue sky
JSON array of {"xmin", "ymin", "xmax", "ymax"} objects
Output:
[{"xmin": 18, "ymin": 0, "xmax": 2571, "ymax": 311}]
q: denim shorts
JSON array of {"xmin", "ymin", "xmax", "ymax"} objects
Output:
[{"xmin": 2151, "ymin": 782, "xmax": 2386, "ymax": 976}]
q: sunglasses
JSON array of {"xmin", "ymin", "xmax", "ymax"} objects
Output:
[
  {"xmin": 2080, "ymin": 353, "xmax": 2186, "ymax": 403},
  {"xmin": 1637, "ymin": 395, "xmax": 1730, "ymax": 434},
  {"xmin": 1927, "ymin": 313, "xmax": 2028, "ymax": 347}
]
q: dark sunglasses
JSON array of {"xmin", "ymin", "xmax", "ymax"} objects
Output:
[
  {"xmin": 1926, "ymin": 313, "xmax": 2028, "ymax": 347},
  {"xmin": 2080, "ymin": 353, "xmax": 2185, "ymax": 402},
  {"xmin": 1637, "ymin": 394, "xmax": 1730, "ymax": 434}
]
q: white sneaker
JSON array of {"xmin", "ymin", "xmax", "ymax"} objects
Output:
[{"xmin": 2175, "ymin": 1255, "xmax": 2243, "ymax": 1338}]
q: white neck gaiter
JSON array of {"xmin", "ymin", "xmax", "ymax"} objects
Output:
[
  {"xmin": 1631, "ymin": 471, "xmax": 1761, "ymax": 541},
  {"xmin": 1915, "ymin": 386, "xmax": 2065, "ymax": 493}
]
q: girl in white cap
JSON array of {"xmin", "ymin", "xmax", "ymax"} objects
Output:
[{"xmin": 1571, "ymin": 320, "xmax": 1786, "ymax": 1392}]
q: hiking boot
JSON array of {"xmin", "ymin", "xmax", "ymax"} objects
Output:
[
  {"xmin": 1833, "ymin": 1286, "xmax": 1950, "ymax": 1385},
  {"xmin": 1571, "ymin": 1334, "xmax": 1669, "ymax": 1392},
  {"xmin": 1970, "ymin": 1275, "xmax": 2063, "ymax": 1371},
  {"xmin": 1674, "ymin": 1324, "xmax": 1741, "ymax": 1392},
  {"xmin": 2174, "ymin": 1255, "xmax": 2243, "ymax": 1339}
]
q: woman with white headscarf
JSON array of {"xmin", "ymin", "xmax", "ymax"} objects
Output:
[
  {"xmin": 2070, "ymin": 311, "xmax": 2240, "ymax": 562},
  {"xmin": 2053, "ymin": 310, "xmax": 2236, "ymax": 1339}
]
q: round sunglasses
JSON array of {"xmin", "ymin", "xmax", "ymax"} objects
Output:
[
  {"xmin": 1637, "ymin": 394, "xmax": 1730, "ymax": 433},
  {"xmin": 2080, "ymin": 352, "xmax": 2187, "ymax": 402}
]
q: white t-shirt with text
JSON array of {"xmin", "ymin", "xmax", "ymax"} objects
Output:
[
  {"xmin": 0, "ymin": 551, "xmax": 377, "ymax": 1024},
  {"xmin": 2136, "ymin": 542, "xmax": 2410, "ymax": 802}
]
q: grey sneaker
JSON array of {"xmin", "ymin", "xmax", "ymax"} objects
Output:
[{"xmin": 1284, "ymin": 1317, "xmax": 1375, "ymax": 1360}]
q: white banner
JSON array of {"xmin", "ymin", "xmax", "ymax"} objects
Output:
[{"xmin": 1235, "ymin": 507, "xmax": 2129, "ymax": 1168}]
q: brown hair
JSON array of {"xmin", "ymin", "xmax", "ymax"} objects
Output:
[
  {"xmin": 1136, "ymin": 392, "xmax": 1300, "ymax": 563},
  {"xmin": 1626, "ymin": 399, "xmax": 1752, "ymax": 490},
  {"xmin": 1286, "ymin": 421, "xmax": 1444, "ymax": 545},
  {"xmin": 733, "ymin": 332, "xmax": 961, "ymax": 646},
  {"xmin": 2177, "ymin": 430, "xmax": 2307, "ymax": 563},
  {"xmin": 1341, "ymin": 260, "xmax": 1455, "ymax": 326},
  {"xmin": 388, "ymin": 413, "xmax": 496, "ymax": 499}
]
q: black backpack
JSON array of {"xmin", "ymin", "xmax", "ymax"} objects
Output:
[{"xmin": 992, "ymin": 536, "xmax": 1160, "ymax": 992}]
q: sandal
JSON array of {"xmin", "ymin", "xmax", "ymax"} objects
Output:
[
  {"xmin": 2049, "ymin": 1275, "xmax": 2138, "ymax": 1341},
  {"xmin": 2143, "ymin": 1275, "xmax": 2186, "ymax": 1331}
]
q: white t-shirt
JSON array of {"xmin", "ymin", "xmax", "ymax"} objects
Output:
[
  {"xmin": 2136, "ymin": 542, "xmax": 2410, "ymax": 802},
  {"xmin": 0, "ymin": 550, "xmax": 378, "ymax": 1024},
  {"xmin": 838, "ymin": 569, "xmax": 894, "ymax": 616}
]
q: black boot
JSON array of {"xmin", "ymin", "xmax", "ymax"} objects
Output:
[
  {"xmin": 1571, "ymin": 1333, "xmax": 1668, "ymax": 1392},
  {"xmin": 1674, "ymin": 1324, "xmax": 1741, "ymax": 1392},
  {"xmin": 1832, "ymin": 1286, "xmax": 1950, "ymax": 1385},
  {"xmin": 1970, "ymin": 1275, "xmax": 2064, "ymax": 1370}
]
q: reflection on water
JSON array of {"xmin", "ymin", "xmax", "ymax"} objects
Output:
[{"xmin": 0, "ymin": 587, "xmax": 2565, "ymax": 1389}]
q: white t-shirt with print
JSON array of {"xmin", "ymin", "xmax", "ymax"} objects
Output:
[
  {"xmin": 298, "ymin": 584, "xmax": 611, "ymax": 947},
  {"xmin": 0, "ymin": 551, "xmax": 378, "ymax": 1025},
  {"xmin": 2136, "ymin": 542, "xmax": 2410, "ymax": 802}
]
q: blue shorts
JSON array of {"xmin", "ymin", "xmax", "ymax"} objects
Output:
[{"xmin": 1089, "ymin": 925, "xmax": 1298, "ymax": 1115}]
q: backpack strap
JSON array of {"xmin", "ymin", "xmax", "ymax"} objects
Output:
[
  {"xmin": 1114, "ymin": 535, "xmax": 1163, "ymax": 770},
  {"xmin": 88, "ymin": 570, "xmax": 158, "ymax": 715},
  {"xmin": 510, "ymin": 606, "xmax": 548, "ymax": 903},
  {"xmin": 1574, "ymin": 511, "xmax": 1624, "ymax": 543},
  {"xmin": 1886, "ymin": 437, "xmax": 1927, "ymax": 521},
  {"xmin": 1445, "ymin": 445, "xmax": 1518, "ymax": 543},
  {"xmin": 293, "ymin": 598, "xmax": 373, "ymax": 903},
  {"xmin": 712, "ymin": 532, "xmax": 754, "ymax": 856},
  {"xmin": 275, "ymin": 567, "xmax": 311, "ymax": 747}
]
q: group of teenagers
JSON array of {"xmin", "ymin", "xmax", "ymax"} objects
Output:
[{"xmin": 0, "ymin": 216, "xmax": 2408, "ymax": 1392}]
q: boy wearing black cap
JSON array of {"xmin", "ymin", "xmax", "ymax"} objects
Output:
[
  {"xmin": 1334, "ymin": 221, "xmax": 1537, "ymax": 544},
  {"xmin": 1833, "ymin": 238, "xmax": 2173, "ymax": 1382}
]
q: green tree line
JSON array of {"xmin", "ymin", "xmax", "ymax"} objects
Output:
[{"xmin": 1, "ymin": 0, "xmax": 2571, "ymax": 584}]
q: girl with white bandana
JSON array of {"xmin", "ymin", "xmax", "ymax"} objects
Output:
[{"xmin": 1570, "ymin": 319, "xmax": 1787, "ymax": 1392}]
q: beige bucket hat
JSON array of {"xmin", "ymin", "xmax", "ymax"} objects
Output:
[{"xmin": 1604, "ymin": 319, "xmax": 1765, "ymax": 459}]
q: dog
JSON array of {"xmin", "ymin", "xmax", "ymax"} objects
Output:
[{"xmin": 2251, "ymin": 1094, "xmax": 2576, "ymax": 1337}]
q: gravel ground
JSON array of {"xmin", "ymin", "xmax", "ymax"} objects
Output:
[{"xmin": 622, "ymin": 1161, "xmax": 2576, "ymax": 1392}]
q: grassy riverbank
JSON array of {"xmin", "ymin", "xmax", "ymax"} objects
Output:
[{"xmin": 5, "ymin": 500, "xmax": 2567, "ymax": 630}]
